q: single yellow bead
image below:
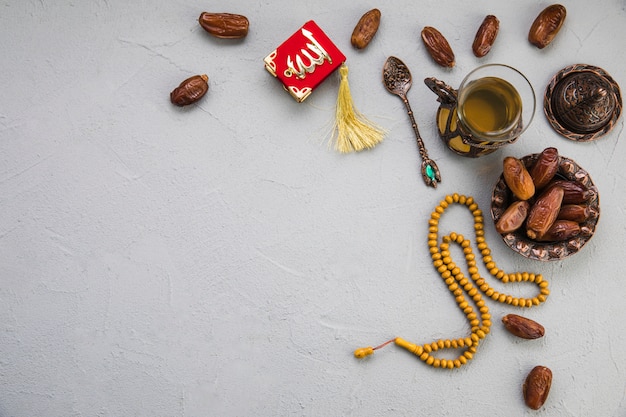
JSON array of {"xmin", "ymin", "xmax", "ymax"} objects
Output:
[
  {"xmin": 459, "ymin": 356, "xmax": 467, "ymax": 365},
  {"xmin": 420, "ymin": 352, "xmax": 429, "ymax": 361},
  {"xmin": 496, "ymin": 270, "xmax": 505, "ymax": 279},
  {"xmin": 445, "ymin": 195, "xmax": 454, "ymax": 204},
  {"xmin": 466, "ymin": 196, "xmax": 475, "ymax": 206},
  {"xmin": 532, "ymin": 298, "xmax": 540, "ymax": 306},
  {"xmin": 463, "ymin": 247, "xmax": 473, "ymax": 255},
  {"xmin": 424, "ymin": 344, "xmax": 432, "ymax": 353},
  {"xmin": 431, "ymin": 341, "xmax": 440, "ymax": 351},
  {"xmin": 464, "ymin": 351, "xmax": 474, "ymax": 360},
  {"xmin": 437, "ymin": 340, "xmax": 445, "ymax": 349},
  {"xmin": 519, "ymin": 299, "xmax": 527, "ymax": 308},
  {"xmin": 475, "ymin": 229, "xmax": 484, "ymax": 237},
  {"xmin": 498, "ymin": 294, "xmax": 507, "ymax": 303},
  {"xmin": 428, "ymin": 233, "xmax": 438, "ymax": 241},
  {"xmin": 431, "ymin": 212, "xmax": 441, "ymax": 220},
  {"xmin": 537, "ymin": 294, "xmax": 547, "ymax": 303},
  {"xmin": 451, "ymin": 339, "xmax": 458, "ymax": 349},
  {"xmin": 476, "ymin": 329, "xmax": 486, "ymax": 339},
  {"xmin": 476, "ymin": 299, "xmax": 485, "ymax": 308},
  {"xmin": 512, "ymin": 299, "xmax": 519, "ymax": 307},
  {"xmin": 477, "ymin": 242, "xmax": 488, "ymax": 250},
  {"xmin": 474, "ymin": 216, "xmax": 484, "ymax": 223},
  {"xmin": 449, "ymin": 283, "xmax": 459, "ymax": 292},
  {"xmin": 429, "ymin": 219, "xmax": 439, "ymax": 227},
  {"xmin": 452, "ymin": 193, "xmax": 460, "ymax": 202},
  {"xmin": 475, "ymin": 236, "xmax": 485, "ymax": 243},
  {"xmin": 466, "ymin": 253, "xmax": 475, "ymax": 262},
  {"xmin": 479, "ymin": 283, "xmax": 490, "ymax": 292},
  {"xmin": 468, "ymin": 202, "xmax": 478, "ymax": 211},
  {"xmin": 354, "ymin": 347, "xmax": 374, "ymax": 358},
  {"xmin": 472, "ymin": 209, "xmax": 482, "ymax": 217},
  {"xmin": 470, "ymin": 319, "xmax": 480, "ymax": 328},
  {"xmin": 483, "ymin": 320, "xmax": 492, "ymax": 328},
  {"xmin": 429, "ymin": 247, "xmax": 439, "ymax": 254},
  {"xmin": 429, "ymin": 226, "xmax": 438, "ymax": 233},
  {"xmin": 541, "ymin": 288, "xmax": 551, "ymax": 295},
  {"xmin": 468, "ymin": 288, "xmax": 478, "ymax": 297},
  {"xmin": 440, "ymin": 359, "xmax": 448, "ymax": 369},
  {"xmin": 433, "ymin": 359, "xmax": 441, "ymax": 368},
  {"xmin": 485, "ymin": 261, "xmax": 496, "ymax": 270},
  {"xmin": 433, "ymin": 259, "xmax": 443, "ymax": 268},
  {"xmin": 539, "ymin": 281, "xmax": 549, "ymax": 288},
  {"xmin": 467, "ymin": 260, "xmax": 477, "ymax": 268},
  {"xmin": 459, "ymin": 195, "xmax": 466, "ymax": 205},
  {"xmin": 438, "ymin": 265, "xmax": 448, "ymax": 274},
  {"xmin": 428, "ymin": 240, "xmax": 438, "ymax": 248},
  {"xmin": 522, "ymin": 272, "xmax": 530, "ymax": 281},
  {"xmin": 471, "ymin": 333, "xmax": 480, "ymax": 343},
  {"xmin": 415, "ymin": 346, "xmax": 424, "ymax": 356},
  {"xmin": 501, "ymin": 274, "xmax": 510, "ymax": 283},
  {"xmin": 505, "ymin": 295, "xmax": 513, "ymax": 304},
  {"xmin": 426, "ymin": 356, "xmax": 435, "ymax": 366},
  {"xmin": 435, "ymin": 206, "xmax": 445, "ymax": 214},
  {"xmin": 444, "ymin": 276, "xmax": 454, "ymax": 285},
  {"xmin": 447, "ymin": 360, "xmax": 455, "ymax": 369},
  {"xmin": 481, "ymin": 248, "xmax": 491, "ymax": 256},
  {"xmin": 468, "ymin": 266, "xmax": 478, "ymax": 275},
  {"xmin": 444, "ymin": 340, "xmax": 452, "ymax": 349},
  {"xmin": 463, "ymin": 306, "xmax": 473, "ymax": 315},
  {"xmin": 474, "ymin": 223, "xmax": 484, "ymax": 231},
  {"xmin": 483, "ymin": 255, "xmax": 492, "ymax": 263},
  {"xmin": 431, "ymin": 253, "xmax": 442, "ymax": 260}
]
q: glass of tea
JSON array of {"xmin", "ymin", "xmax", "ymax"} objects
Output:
[{"xmin": 457, "ymin": 64, "xmax": 536, "ymax": 144}]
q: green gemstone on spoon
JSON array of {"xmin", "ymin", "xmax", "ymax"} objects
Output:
[{"xmin": 425, "ymin": 164, "xmax": 435, "ymax": 180}]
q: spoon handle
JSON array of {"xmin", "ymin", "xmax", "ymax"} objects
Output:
[{"xmin": 401, "ymin": 96, "xmax": 441, "ymax": 188}]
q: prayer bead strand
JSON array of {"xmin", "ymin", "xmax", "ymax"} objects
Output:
[{"xmin": 355, "ymin": 194, "xmax": 550, "ymax": 368}]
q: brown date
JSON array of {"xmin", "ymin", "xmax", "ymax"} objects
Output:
[
  {"xmin": 528, "ymin": 4, "xmax": 566, "ymax": 49},
  {"xmin": 495, "ymin": 200, "xmax": 529, "ymax": 234},
  {"xmin": 530, "ymin": 147, "xmax": 559, "ymax": 189},
  {"xmin": 536, "ymin": 220, "xmax": 580, "ymax": 242},
  {"xmin": 199, "ymin": 12, "xmax": 249, "ymax": 39},
  {"xmin": 472, "ymin": 15, "xmax": 499, "ymax": 58},
  {"xmin": 503, "ymin": 156, "xmax": 535, "ymax": 201},
  {"xmin": 502, "ymin": 314, "xmax": 545, "ymax": 339},
  {"xmin": 351, "ymin": 9, "xmax": 381, "ymax": 50},
  {"xmin": 550, "ymin": 180, "xmax": 592, "ymax": 204},
  {"xmin": 523, "ymin": 366, "xmax": 552, "ymax": 410},
  {"xmin": 421, "ymin": 26, "xmax": 455, "ymax": 68},
  {"xmin": 557, "ymin": 204, "xmax": 590, "ymax": 222},
  {"xmin": 170, "ymin": 74, "xmax": 209, "ymax": 107},
  {"xmin": 526, "ymin": 185, "xmax": 564, "ymax": 240}
]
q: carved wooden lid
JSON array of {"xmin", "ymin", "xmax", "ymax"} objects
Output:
[{"xmin": 544, "ymin": 64, "xmax": 622, "ymax": 141}]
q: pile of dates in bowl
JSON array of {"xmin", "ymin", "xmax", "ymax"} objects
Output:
[{"xmin": 491, "ymin": 147, "xmax": 600, "ymax": 261}]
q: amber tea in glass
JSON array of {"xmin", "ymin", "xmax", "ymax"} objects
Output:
[{"xmin": 456, "ymin": 64, "xmax": 535, "ymax": 144}]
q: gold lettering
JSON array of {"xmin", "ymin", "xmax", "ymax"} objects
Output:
[{"xmin": 284, "ymin": 28, "xmax": 332, "ymax": 79}]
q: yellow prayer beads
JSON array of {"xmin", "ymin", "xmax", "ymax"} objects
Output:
[{"xmin": 354, "ymin": 193, "xmax": 550, "ymax": 368}]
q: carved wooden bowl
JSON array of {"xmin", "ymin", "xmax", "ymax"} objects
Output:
[{"xmin": 491, "ymin": 153, "xmax": 600, "ymax": 261}]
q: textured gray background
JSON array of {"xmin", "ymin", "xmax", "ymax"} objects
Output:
[{"xmin": 2, "ymin": 1, "xmax": 626, "ymax": 416}]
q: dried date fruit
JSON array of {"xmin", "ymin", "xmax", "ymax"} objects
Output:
[
  {"xmin": 523, "ymin": 366, "xmax": 552, "ymax": 410},
  {"xmin": 421, "ymin": 26, "xmax": 455, "ymax": 67},
  {"xmin": 502, "ymin": 314, "xmax": 545, "ymax": 339},
  {"xmin": 503, "ymin": 156, "xmax": 535, "ymax": 201},
  {"xmin": 472, "ymin": 15, "xmax": 499, "ymax": 58},
  {"xmin": 530, "ymin": 147, "xmax": 559, "ymax": 189},
  {"xmin": 351, "ymin": 9, "xmax": 381, "ymax": 49},
  {"xmin": 495, "ymin": 200, "xmax": 530, "ymax": 234},
  {"xmin": 199, "ymin": 12, "xmax": 249, "ymax": 39},
  {"xmin": 557, "ymin": 204, "xmax": 590, "ymax": 222},
  {"xmin": 526, "ymin": 185, "xmax": 564, "ymax": 240},
  {"xmin": 536, "ymin": 219, "xmax": 581, "ymax": 242},
  {"xmin": 550, "ymin": 180, "xmax": 592, "ymax": 204},
  {"xmin": 528, "ymin": 4, "xmax": 566, "ymax": 49},
  {"xmin": 170, "ymin": 74, "xmax": 209, "ymax": 107}
]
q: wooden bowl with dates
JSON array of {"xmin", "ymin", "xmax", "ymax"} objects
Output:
[{"xmin": 491, "ymin": 150, "xmax": 600, "ymax": 261}]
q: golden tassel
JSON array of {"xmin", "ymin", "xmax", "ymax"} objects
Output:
[{"xmin": 332, "ymin": 64, "xmax": 386, "ymax": 153}]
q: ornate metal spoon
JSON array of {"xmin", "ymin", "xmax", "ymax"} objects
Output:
[{"xmin": 383, "ymin": 56, "xmax": 441, "ymax": 188}]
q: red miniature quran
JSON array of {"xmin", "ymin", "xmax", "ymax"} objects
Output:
[{"xmin": 264, "ymin": 20, "xmax": 346, "ymax": 102}]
